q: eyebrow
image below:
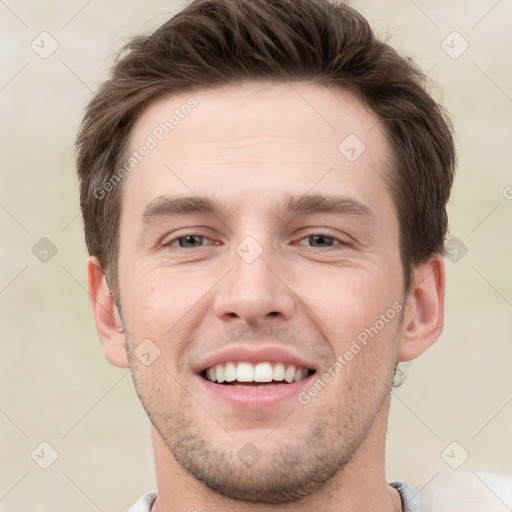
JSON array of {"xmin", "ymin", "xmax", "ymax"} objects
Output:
[{"xmin": 141, "ymin": 194, "xmax": 375, "ymax": 223}]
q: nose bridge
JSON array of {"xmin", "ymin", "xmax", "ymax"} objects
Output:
[{"xmin": 213, "ymin": 232, "xmax": 296, "ymax": 323}]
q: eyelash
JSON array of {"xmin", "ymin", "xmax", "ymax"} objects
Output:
[{"xmin": 163, "ymin": 230, "xmax": 351, "ymax": 250}]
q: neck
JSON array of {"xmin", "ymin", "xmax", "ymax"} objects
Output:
[{"xmin": 149, "ymin": 395, "xmax": 402, "ymax": 512}]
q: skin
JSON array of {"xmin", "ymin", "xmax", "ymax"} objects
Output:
[{"xmin": 87, "ymin": 81, "xmax": 445, "ymax": 512}]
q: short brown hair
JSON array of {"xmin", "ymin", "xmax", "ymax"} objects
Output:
[{"xmin": 76, "ymin": 0, "xmax": 456, "ymax": 297}]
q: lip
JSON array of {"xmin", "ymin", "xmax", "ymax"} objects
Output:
[
  {"xmin": 194, "ymin": 371, "xmax": 316, "ymax": 410},
  {"xmin": 193, "ymin": 344, "xmax": 318, "ymax": 375}
]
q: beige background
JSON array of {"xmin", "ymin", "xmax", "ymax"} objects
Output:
[{"xmin": 1, "ymin": 0, "xmax": 511, "ymax": 510}]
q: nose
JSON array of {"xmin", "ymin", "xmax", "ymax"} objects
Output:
[{"xmin": 212, "ymin": 237, "xmax": 296, "ymax": 327}]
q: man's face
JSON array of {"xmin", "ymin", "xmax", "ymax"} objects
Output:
[{"xmin": 117, "ymin": 81, "xmax": 406, "ymax": 503}]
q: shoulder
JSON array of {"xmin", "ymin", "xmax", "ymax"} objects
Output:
[
  {"xmin": 124, "ymin": 475, "xmax": 512, "ymax": 512},
  {"xmin": 126, "ymin": 491, "xmax": 157, "ymax": 512},
  {"xmin": 421, "ymin": 471, "xmax": 512, "ymax": 511},
  {"xmin": 391, "ymin": 482, "xmax": 421, "ymax": 512}
]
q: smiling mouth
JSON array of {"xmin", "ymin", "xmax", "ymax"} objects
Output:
[{"xmin": 200, "ymin": 361, "xmax": 315, "ymax": 386}]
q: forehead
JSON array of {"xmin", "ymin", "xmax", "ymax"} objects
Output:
[{"xmin": 122, "ymin": 81, "xmax": 393, "ymax": 214}]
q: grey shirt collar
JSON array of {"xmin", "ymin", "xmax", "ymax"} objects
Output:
[{"xmin": 128, "ymin": 482, "xmax": 421, "ymax": 511}]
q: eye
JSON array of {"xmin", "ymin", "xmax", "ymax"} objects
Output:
[
  {"xmin": 164, "ymin": 233, "xmax": 215, "ymax": 249},
  {"xmin": 304, "ymin": 234, "xmax": 337, "ymax": 248},
  {"xmin": 162, "ymin": 231, "xmax": 350, "ymax": 251},
  {"xmin": 295, "ymin": 231, "xmax": 349, "ymax": 249}
]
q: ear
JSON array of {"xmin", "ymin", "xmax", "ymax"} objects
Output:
[
  {"xmin": 86, "ymin": 256, "xmax": 129, "ymax": 368},
  {"xmin": 398, "ymin": 254, "xmax": 445, "ymax": 362}
]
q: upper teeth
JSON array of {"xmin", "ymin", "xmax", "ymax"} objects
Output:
[{"xmin": 204, "ymin": 361, "xmax": 311, "ymax": 384}]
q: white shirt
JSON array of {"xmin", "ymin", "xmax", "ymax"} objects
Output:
[
  {"xmin": 127, "ymin": 482, "xmax": 421, "ymax": 511},
  {"xmin": 127, "ymin": 473, "xmax": 512, "ymax": 511}
]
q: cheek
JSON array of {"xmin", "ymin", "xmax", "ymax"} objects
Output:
[
  {"xmin": 121, "ymin": 261, "xmax": 179, "ymax": 318},
  {"xmin": 121, "ymin": 267, "xmax": 214, "ymax": 363},
  {"xmin": 294, "ymin": 265, "xmax": 401, "ymax": 334},
  {"xmin": 294, "ymin": 264, "xmax": 404, "ymax": 388}
]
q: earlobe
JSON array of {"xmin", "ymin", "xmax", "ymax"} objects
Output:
[
  {"xmin": 86, "ymin": 256, "xmax": 129, "ymax": 368},
  {"xmin": 398, "ymin": 255, "xmax": 445, "ymax": 362}
]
